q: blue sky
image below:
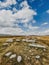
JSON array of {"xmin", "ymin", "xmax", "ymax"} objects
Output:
[{"xmin": 0, "ymin": 0, "xmax": 49, "ymax": 35}]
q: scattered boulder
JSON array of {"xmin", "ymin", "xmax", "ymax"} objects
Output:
[
  {"xmin": 5, "ymin": 52, "xmax": 12, "ymax": 57},
  {"xmin": 27, "ymin": 57, "xmax": 30, "ymax": 60},
  {"xmin": 16, "ymin": 39, "xmax": 20, "ymax": 42},
  {"xmin": 43, "ymin": 49, "xmax": 46, "ymax": 51},
  {"xmin": 6, "ymin": 39, "xmax": 13, "ymax": 43},
  {"xmin": 26, "ymin": 39, "xmax": 36, "ymax": 43},
  {"xmin": 3, "ymin": 43, "xmax": 9, "ymax": 46},
  {"xmin": 31, "ymin": 53, "xmax": 34, "ymax": 56},
  {"xmin": 22, "ymin": 39, "xmax": 26, "ymax": 42},
  {"xmin": 35, "ymin": 55, "xmax": 40, "ymax": 59},
  {"xmin": 17, "ymin": 56, "xmax": 22, "ymax": 62},
  {"xmin": 10, "ymin": 54, "xmax": 16, "ymax": 59},
  {"xmin": 29, "ymin": 50, "xmax": 32, "ymax": 53},
  {"xmin": 29, "ymin": 43, "xmax": 46, "ymax": 49}
]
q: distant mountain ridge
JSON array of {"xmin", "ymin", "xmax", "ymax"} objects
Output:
[{"xmin": 0, "ymin": 34, "xmax": 49, "ymax": 37}]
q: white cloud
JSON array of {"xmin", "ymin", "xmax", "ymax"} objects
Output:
[
  {"xmin": 24, "ymin": 30, "xmax": 39, "ymax": 35},
  {"xmin": 0, "ymin": 10, "xmax": 16, "ymax": 27},
  {"xmin": 46, "ymin": 10, "xmax": 49, "ymax": 14},
  {"xmin": 14, "ymin": 7, "xmax": 37, "ymax": 23},
  {"xmin": 20, "ymin": 0, "xmax": 29, "ymax": 8},
  {"xmin": 32, "ymin": 20, "xmax": 36, "ymax": 23},
  {"xmin": 22, "ymin": 29, "xmax": 49, "ymax": 35},
  {"xmin": 13, "ymin": 7, "xmax": 18, "ymax": 13},
  {"xmin": 23, "ymin": 23, "xmax": 39, "ymax": 30},
  {"xmin": 0, "ymin": 1, "xmax": 37, "ymax": 26},
  {"xmin": 38, "ymin": 29, "xmax": 49, "ymax": 35},
  {"xmin": 0, "ymin": 0, "xmax": 17, "ymax": 8},
  {"xmin": 41, "ymin": 22, "xmax": 48, "ymax": 26},
  {"xmin": 13, "ymin": 1, "xmax": 37, "ymax": 23},
  {"xmin": 0, "ymin": 0, "xmax": 37, "ymax": 35},
  {"xmin": 0, "ymin": 0, "xmax": 49, "ymax": 35},
  {"xmin": 0, "ymin": 27, "xmax": 25, "ymax": 35},
  {"xmin": 29, "ymin": 25, "xmax": 39, "ymax": 30}
]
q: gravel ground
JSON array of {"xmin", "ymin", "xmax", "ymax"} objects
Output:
[{"xmin": 0, "ymin": 36, "xmax": 49, "ymax": 65}]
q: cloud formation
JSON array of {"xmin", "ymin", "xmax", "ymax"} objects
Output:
[
  {"xmin": 0, "ymin": 0, "xmax": 37, "ymax": 35},
  {"xmin": 0, "ymin": 0, "xmax": 49, "ymax": 35},
  {"xmin": 46, "ymin": 10, "xmax": 49, "ymax": 14},
  {"xmin": 41, "ymin": 22, "xmax": 48, "ymax": 26},
  {"xmin": 0, "ymin": 0, "xmax": 16, "ymax": 8}
]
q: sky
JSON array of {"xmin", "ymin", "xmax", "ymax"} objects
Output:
[{"xmin": 0, "ymin": 0, "xmax": 49, "ymax": 35}]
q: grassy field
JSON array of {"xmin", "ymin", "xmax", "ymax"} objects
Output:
[{"xmin": 0, "ymin": 36, "xmax": 49, "ymax": 65}]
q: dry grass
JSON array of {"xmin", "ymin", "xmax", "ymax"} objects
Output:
[{"xmin": 0, "ymin": 36, "xmax": 49, "ymax": 65}]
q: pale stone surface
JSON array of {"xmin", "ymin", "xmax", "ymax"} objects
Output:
[
  {"xmin": 17, "ymin": 56, "xmax": 22, "ymax": 62},
  {"xmin": 10, "ymin": 54, "xmax": 16, "ymax": 59},
  {"xmin": 26, "ymin": 39, "xmax": 36, "ymax": 43},
  {"xmin": 16, "ymin": 39, "xmax": 20, "ymax": 42},
  {"xmin": 3, "ymin": 43, "xmax": 9, "ymax": 46},
  {"xmin": 29, "ymin": 43, "xmax": 46, "ymax": 49},
  {"xmin": 5, "ymin": 52, "xmax": 12, "ymax": 57},
  {"xmin": 22, "ymin": 39, "xmax": 26, "ymax": 42},
  {"xmin": 35, "ymin": 55, "xmax": 40, "ymax": 59},
  {"xmin": 6, "ymin": 39, "xmax": 13, "ymax": 42}
]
